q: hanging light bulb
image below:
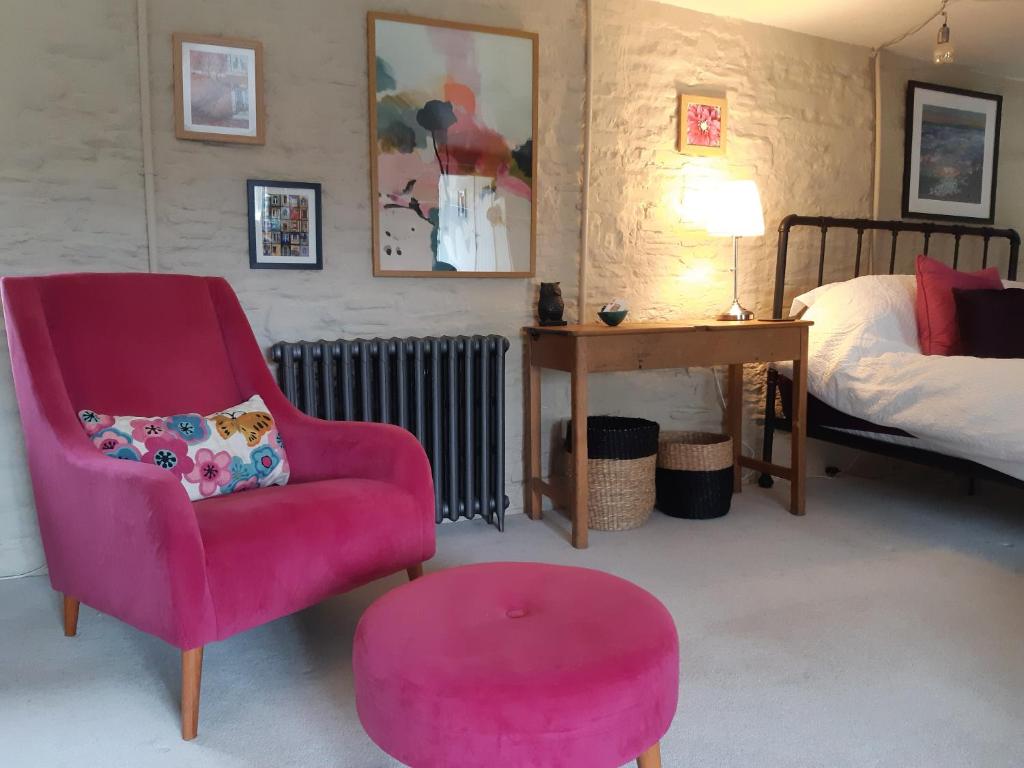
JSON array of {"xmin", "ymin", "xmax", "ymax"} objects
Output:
[{"xmin": 933, "ymin": 12, "xmax": 955, "ymax": 64}]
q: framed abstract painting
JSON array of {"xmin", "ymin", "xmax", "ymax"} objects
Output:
[
  {"xmin": 678, "ymin": 94, "xmax": 727, "ymax": 157},
  {"xmin": 173, "ymin": 33, "xmax": 265, "ymax": 144},
  {"xmin": 368, "ymin": 12, "xmax": 538, "ymax": 277},
  {"xmin": 902, "ymin": 81, "xmax": 1002, "ymax": 223}
]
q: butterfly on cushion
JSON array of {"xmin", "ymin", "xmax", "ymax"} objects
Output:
[{"xmin": 214, "ymin": 411, "xmax": 274, "ymax": 447}]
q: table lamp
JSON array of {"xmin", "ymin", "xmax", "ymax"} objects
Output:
[{"xmin": 707, "ymin": 180, "xmax": 764, "ymax": 321}]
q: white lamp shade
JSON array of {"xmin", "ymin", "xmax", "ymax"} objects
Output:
[{"xmin": 706, "ymin": 180, "xmax": 765, "ymax": 237}]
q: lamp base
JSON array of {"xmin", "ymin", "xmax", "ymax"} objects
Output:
[{"xmin": 717, "ymin": 300, "xmax": 755, "ymax": 322}]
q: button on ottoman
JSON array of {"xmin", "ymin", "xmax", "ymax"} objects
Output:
[{"xmin": 353, "ymin": 562, "xmax": 679, "ymax": 767}]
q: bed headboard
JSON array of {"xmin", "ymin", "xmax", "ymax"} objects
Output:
[{"xmin": 772, "ymin": 215, "xmax": 1022, "ymax": 318}]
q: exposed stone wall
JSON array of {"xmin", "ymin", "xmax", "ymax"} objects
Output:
[
  {"xmin": 583, "ymin": 0, "xmax": 874, "ymax": 452},
  {"xmin": 0, "ymin": 0, "xmax": 148, "ymax": 574},
  {"xmin": 143, "ymin": 0, "xmax": 586, "ymax": 530},
  {"xmin": 0, "ymin": 0, "xmax": 879, "ymax": 574},
  {"xmin": 0, "ymin": 0, "xmax": 584, "ymax": 574}
]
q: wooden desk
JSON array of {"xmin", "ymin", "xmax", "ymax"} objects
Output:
[{"xmin": 524, "ymin": 320, "xmax": 811, "ymax": 548}]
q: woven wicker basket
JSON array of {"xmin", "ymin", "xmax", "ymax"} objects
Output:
[
  {"xmin": 566, "ymin": 416, "xmax": 659, "ymax": 531},
  {"xmin": 656, "ymin": 431, "xmax": 733, "ymax": 519}
]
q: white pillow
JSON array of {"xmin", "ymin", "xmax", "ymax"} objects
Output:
[
  {"xmin": 790, "ymin": 274, "xmax": 916, "ymax": 318},
  {"xmin": 801, "ymin": 274, "xmax": 919, "ymax": 355},
  {"xmin": 78, "ymin": 394, "xmax": 290, "ymax": 501},
  {"xmin": 788, "ymin": 282, "xmax": 836, "ymax": 317}
]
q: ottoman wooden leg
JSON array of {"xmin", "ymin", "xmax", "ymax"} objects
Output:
[
  {"xmin": 406, "ymin": 564, "xmax": 424, "ymax": 581},
  {"xmin": 637, "ymin": 741, "xmax": 661, "ymax": 768}
]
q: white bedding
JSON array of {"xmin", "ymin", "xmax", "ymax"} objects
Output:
[{"xmin": 779, "ymin": 275, "xmax": 1024, "ymax": 481}]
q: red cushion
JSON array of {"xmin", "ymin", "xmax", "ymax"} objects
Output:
[
  {"xmin": 915, "ymin": 254, "xmax": 1003, "ymax": 355},
  {"xmin": 353, "ymin": 562, "xmax": 679, "ymax": 768},
  {"xmin": 196, "ymin": 478, "xmax": 427, "ymax": 640}
]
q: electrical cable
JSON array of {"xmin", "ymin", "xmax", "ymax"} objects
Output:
[
  {"xmin": 711, "ymin": 367, "xmax": 759, "ymax": 483},
  {"xmin": 873, "ymin": 0, "xmax": 953, "ymax": 53}
]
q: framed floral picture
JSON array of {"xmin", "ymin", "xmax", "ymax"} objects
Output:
[
  {"xmin": 247, "ymin": 180, "xmax": 322, "ymax": 270},
  {"xmin": 173, "ymin": 33, "xmax": 265, "ymax": 144},
  {"xmin": 902, "ymin": 81, "xmax": 1002, "ymax": 223},
  {"xmin": 678, "ymin": 94, "xmax": 727, "ymax": 157},
  {"xmin": 368, "ymin": 12, "xmax": 538, "ymax": 277}
]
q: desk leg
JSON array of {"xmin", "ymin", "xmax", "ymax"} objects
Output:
[
  {"xmin": 525, "ymin": 338, "xmax": 542, "ymax": 520},
  {"xmin": 570, "ymin": 343, "xmax": 589, "ymax": 549},
  {"xmin": 726, "ymin": 364, "xmax": 743, "ymax": 494},
  {"xmin": 791, "ymin": 330, "xmax": 809, "ymax": 515}
]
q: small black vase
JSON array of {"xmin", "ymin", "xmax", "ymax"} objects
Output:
[{"xmin": 538, "ymin": 282, "xmax": 567, "ymax": 326}]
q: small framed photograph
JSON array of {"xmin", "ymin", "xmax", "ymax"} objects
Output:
[
  {"xmin": 247, "ymin": 180, "xmax": 322, "ymax": 269},
  {"xmin": 173, "ymin": 33, "xmax": 265, "ymax": 144},
  {"xmin": 902, "ymin": 81, "xmax": 1002, "ymax": 223},
  {"xmin": 678, "ymin": 94, "xmax": 727, "ymax": 156}
]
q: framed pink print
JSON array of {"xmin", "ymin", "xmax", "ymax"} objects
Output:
[
  {"xmin": 678, "ymin": 94, "xmax": 727, "ymax": 157},
  {"xmin": 173, "ymin": 33, "xmax": 265, "ymax": 145}
]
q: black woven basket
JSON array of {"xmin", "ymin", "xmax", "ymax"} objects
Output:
[
  {"xmin": 655, "ymin": 431, "xmax": 733, "ymax": 519},
  {"xmin": 565, "ymin": 416, "xmax": 660, "ymax": 459},
  {"xmin": 565, "ymin": 416, "xmax": 660, "ymax": 531}
]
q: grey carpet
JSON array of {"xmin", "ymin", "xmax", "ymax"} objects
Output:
[{"xmin": 1, "ymin": 474, "xmax": 1022, "ymax": 768}]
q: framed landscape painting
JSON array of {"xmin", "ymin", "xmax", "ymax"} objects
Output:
[
  {"xmin": 902, "ymin": 81, "xmax": 1002, "ymax": 223},
  {"xmin": 368, "ymin": 13, "xmax": 537, "ymax": 277},
  {"xmin": 678, "ymin": 94, "xmax": 727, "ymax": 157},
  {"xmin": 173, "ymin": 33, "xmax": 265, "ymax": 144}
]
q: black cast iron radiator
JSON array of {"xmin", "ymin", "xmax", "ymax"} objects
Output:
[{"xmin": 270, "ymin": 335, "xmax": 510, "ymax": 529}]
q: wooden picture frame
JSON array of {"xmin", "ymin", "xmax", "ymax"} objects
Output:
[
  {"xmin": 367, "ymin": 12, "xmax": 538, "ymax": 278},
  {"xmin": 901, "ymin": 81, "xmax": 1002, "ymax": 223},
  {"xmin": 678, "ymin": 94, "xmax": 727, "ymax": 157},
  {"xmin": 173, "ymin": 33, "xmax": 265, "ymax": 145},
  {"xmin": 247, "ymin": 180, "xmax": 323, "ymax": 270}
]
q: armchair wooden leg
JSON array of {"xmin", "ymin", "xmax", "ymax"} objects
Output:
[
  {"xmin": 637, "ymin": 741, "xmax": 662, "ymax": 768},
  {"xmin": 406, "ymin": 564, "xmax": 424, "ymax": 581},
  {"xmin": 181, "ymin": 647, "xmax": 203, "ymax": 741},
  {"xmin": 63, "ymin": 595, "xmax": 79, "ymax": 637}
]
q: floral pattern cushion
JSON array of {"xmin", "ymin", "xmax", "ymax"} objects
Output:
[{"xmin": 78, "ymin": 395, "xmax": 290, "ymax": 501}]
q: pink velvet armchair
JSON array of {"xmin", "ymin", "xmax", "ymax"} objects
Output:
[{"xmin": 1, "ymin": 273, "xmax": 436, "ymax": 739}]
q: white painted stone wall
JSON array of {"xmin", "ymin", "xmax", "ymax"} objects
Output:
[
  {"xmin": 0, "ymin": 0, "xmax": 149, "ymax": 575},
  {"xmin": 0, "ymin": 0, "xmax": 879, "ymax": 574},
  {"xmin": 583, "ymin": 0, "xmax": 874, "ymax": 456},
  {"xmin": 0, "ymin": 0, "xmax": 584, "ymax": 575},
  {"xmin": 143, "ymin": 0, "xmax": 586, "ymax": 539}
]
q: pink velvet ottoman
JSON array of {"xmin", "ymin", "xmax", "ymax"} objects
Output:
[{"xmin": 353, "ymin": 562, "xmax": 679, "ymax": 768}]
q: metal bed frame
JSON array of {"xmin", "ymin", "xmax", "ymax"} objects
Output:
[{"xmin": 759, "ymin": 214, "xmax": 1022, "ymax": 490}]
